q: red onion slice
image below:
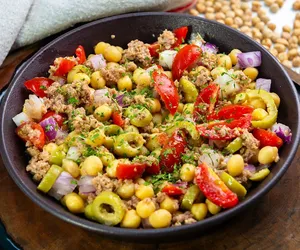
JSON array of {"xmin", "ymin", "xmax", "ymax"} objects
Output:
[
  {"xmin": 244, "ymin": 164, "xmax": 256, "ymax": 173},
  {"xmin": 78, "ymin": 176, "xmax": 96, "ymax": 194},
  {"xmin": 87, "ymin": 54, "xmax": 106, "ymax": 71},
  {"xmin": 271, "ymin": 123, "xmax": 292, "ymax": 144},
  {"xmin": 256, "ymin": 78, "xmax": 271, "ymax": 92},
  {"xmin": 237, "ymin": 51, "xmax": 261, "ymax": 68},
  {"xmin": 39, "ymin": 117, "xmax": 59, "ymax": 141},
  {"xmin": 55, "ymin": 129, "xmax": 68, "ymax": 140},
  {"xmin": 173, "ymin": 181, "xmax": 188, "ymax": 189},
  {"xmin": 94, "ymin": 89, "xmax": 111, "ymax": 106},
  {"xmin": 48, "ymin": 172, "xmax": 77, "ymax": 200},
  {"xmin": 201, "ymin": 42, "xmax": 218, "ymax": 54}
]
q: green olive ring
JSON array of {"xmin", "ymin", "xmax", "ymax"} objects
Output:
[{"xmin": 113, "ymin": 132, "xmax": 145, "ymax": 157}]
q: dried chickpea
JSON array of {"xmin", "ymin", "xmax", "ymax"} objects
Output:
[
  {"xmin": 234, "ymin": 17, "xmax": 243, "ymax": 27},
  {"xmin": 282, "ymin": 60, "xmax": 293, "ymax": 68},
  {"xmin": 282, "ymin": 25, "xmax": 291, "ymax": 33},
  {"xmin": 235, "ymin": 9, "xmax": 244, "ymax": 18},
  {"xmin": 288, "ymin": 49, "xmax": 299, "ymax": 60},
  {"xmin": 217, "ymin": 19, "xmax": 225, "ymax": 24},
  {"xmin": 257, "ymin": 8, "xmax": 266, "ymax": 17},
  {"xmin": 252, "ymin": 16, "xmax": 260, "ymax": 26},
  {"xmin": 260, "ymin": 15, "xmax": 270, "ymax": 24},
  {"xmin": 292, "ymin": 56, "xmax": 300, "ymax": 67},
  {"xmin": 294, "ymin": 20, "xmax": 300, "ymax": 29},
  {"xmin": 264, "ymin": 0, "xmax": 273, "ymax": 6},
  {"xmin": 206, "ymin": 7, "xmax": 214, "ymax": 13},
  {"xmin": 196, "ymin": 4, "xmax": 206, "ymax": 13},
  {"xmin": 293, "ymin": 29, "xmax": 300, "ymax": 36},
  {"xmin": 293, "ymin": 1, "xmax": 300, "ymax": 10},
  {"xmin": 289, "ymin": 36, "xmax": 299, "ymax": 45},
  {"xmin": 240, "ymin": 26, "xmax": 250, "ymax": 33},
  {"xmin": 255, "ymin": 22, "xmax": 265, "ymax": 31},
  {"xmin": 270, "ymin": 3, "xmax": 279, "ymax": 13},
  {"xmin": 189, "ymin": 9, "xmax": 199, "ymax": 16},
  {"xmin": 267, "ymin": 23, "xmax": 276, "ymax": 31},
  {"xmin": 222, "ymin": 6, "xmax": 230, "ymax": 13},
  {"xmin": 225, "ymin": 17, "xmax": 234, "ymax": 26},
  {"xmin": 276, "ymin": 0, "xmax": 284, "ymax": 7},
  {"xmin": 269, "ymin": 48, "xmax": 278, "ymax": 57},
  {"xmin": 205, "ymin": 13, "xmax": 215, "ymax": 20},
  {"xmin": 214, "ymin": 2, "xmax": 222, "ymax": 11},
  {"xmin": 262, "ymin": 38, "xmax": 272, "ymax": 48},
  {"xmin": 252, "ymin": 1, "xmax": 261, "ymax": 12},
  {"xmin": 244, "ymin": 9, "xmax": 252, "ymax": 16},
  {"xmin": 226, "ymin": 10, "xmax": 235, "ymax": 18},
  {"xmin": 205, "ymin": 1, "xmax": 213, "ymax": 7},
  {"xmin": 296, "ymin": 13, "xmax": 300, "ymax": 20},
  {"xmin": 281, "ymin": 32, "xmax": 291, "ymax": 40},
  {"xmin": 241, "ymin": 2, "xmax": 249, "ymax": 10},
  {"xmin": 277, "ymin": 52, "xmax": 288, "ymax": 62},
  {"xmin": 274, "ymin": 43, "xmax": 286, "ymax": 53},
  {"xmin": 289, "ymin": 43, "xmax": 298, "ymax": 50},
  {"xmin": 215, "ymin": 12, "xmax": 225, "ymax": 20},
  {"xmin": 271, "ymin": 33, "xmax": 280, "ymax": 43}
]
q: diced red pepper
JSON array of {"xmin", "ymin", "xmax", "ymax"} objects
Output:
[
  {"xmin": 160, "ymin": 130, "xmax": 187, "ymax": 173},
  {"xmin": 153, "ymin": 70, "xmax": 179, "ymax": 115},
  {"xmin": 112, "ymin": 111, "xmax": 125, "ymax": 128},
  {"xmin": 148, "ymin": 43, "xmax": 161, "ymax": 57},
  {"xmin": 75, "ymin": 45, "xmax": 86, "ymax": 64},
  {"xmin": 195, "ymin": 163, "xmax": 238, "ymax": 208},
  {"xmin": 172, "ymin": 44, "xmax": 202, "ymax": 80},
  {"xmin": 162, "ymin": 184, "xmax": 185, "ymax": 196},
  {"xmin": 16, "ymin": 121, "xmax": 45, "ymax": 149},
  {"xmin": 207, "ymin": 104, "xmax": 254, "ymax": 121},
  {"xmin": 40, "ymin": 111, "xmax": 67, "ymax": 127},
  {"xmin": 253, "ymin": 128, "xmax": 283, "ymax": 148},
  {"xmin": 172, "ymin": 26, "xmax": 188, "ymax": 48},
  {"xmin": 116, "ymin": 162, "xmax": 146, "ymax": 179},
  {"xmin": 193, "ymin": 83, "xmax": 219, "ymax": 121},
  {"xmin": 24, "ymin": 77, "xmax": 54, "ymax": 98},
  {"xmin": 145, "ymin": 163, "xmax": 160, "ymax": 175},
  {"xmin": 53, "ymin": 58, "xmax": 76, "ymax": 76}
]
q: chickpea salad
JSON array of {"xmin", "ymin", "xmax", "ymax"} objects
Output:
[{"xmin": 13, "ymin": 26, "xmax": 292, "ymax": 229}]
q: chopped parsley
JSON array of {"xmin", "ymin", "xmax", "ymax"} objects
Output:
[{"xmin": 68, "ymin": 97, "xmax": 79, "ymax": 105}]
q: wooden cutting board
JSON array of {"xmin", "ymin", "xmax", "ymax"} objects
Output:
[{"xmin": 0, "ymin": 44, "xmax": 300, "ymax": 250}]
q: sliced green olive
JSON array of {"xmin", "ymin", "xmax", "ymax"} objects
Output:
[
  {"xmin": 225, "ymin": 137, "xmax": 243, "ymax": 154},
  {"xmin": 92, "ymin": 191, "xmax": 125, "ymax": 226},
  {"xmin": 49, "ymin": 149, "xmax": 66, "ymax": 166},
  {"xmin": 165, "ymin": 121, "xmax": 199, "ymax": 140},
  {"xmin": 124, "ymin": 105, "xmax": 152, "ymax": 127},
  {"xmin": 114, "ymin": 132, "xmax": 144, "ymax": 158},
  {"xmin": 249, "ymin": 168, "xmax": 270, "ymax": 181},
  {"xmin": 219, "ymin": 172, "xmax": 247, "ymax": 197},
  {"xmin": 37, "ymin": 165, "xmax": 63, "ymax": 193},
  {"xmin": 84, "ymin": 204, "xmax": 96, "ymax": 221}
]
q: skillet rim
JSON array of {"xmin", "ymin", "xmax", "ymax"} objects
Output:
[{"xmin": 0, "ymin": 12, "xmax": 299, "ymax": 241}]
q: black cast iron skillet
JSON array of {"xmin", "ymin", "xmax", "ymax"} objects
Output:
[{"xmin": 0, "ymin": 13, "xmax": 300, "ymax": 243}]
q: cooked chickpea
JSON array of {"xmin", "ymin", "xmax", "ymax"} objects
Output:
[
  {"xmin": 227, "ymin": 154, "xmax": 244, "ymax": 177},
  {"xmin": 146, "ymin": 98, "xmax": 161, "ymax": 114},
  {"xmin": 206, "ymin": 199, "xmax": 221, "ymax": 215},
  {"xmin": 152, "ymin": 113, "xmax": 163, "ymax": 126},
  {"xmin": 94, "ymin": 104, "xmax": 112, "ymax": 122},
  {"xmin": 217, "ymin": 55, "xmax": 232, "ymax": 69},
  {"xmin": 191, "ymin": 203, "xmax": 208, "ymax": 221},
  {"xmin": 117, "ymin": 182, "xmax": 135, "ymax": 199},
  {"xmin": 249, "ymin": 98, "xmax": 266, "ymax": 109},
  {"xmin": 136, "ymin": 198, "xmax": 156, "ymax": 218},
  {"xmin": 81, "ymin": 156, "xmax": 103, "ymax": 176},
  {"xmin": 117, "ymin": 75, "xmax": 132, "ymax": 91},
  {"xmin": 90, "ymin": 71, "xmax": 106, "ymax": 89},
  {"xmin": 121, "ymin": 210, "xmax": 141, "ymax": 228},
  {"xmin": 135, "ymin": 184, "xmax": 154, "ymax": 200},
  {"xmin": 211, "ymin": 67, "xmax": 227, "ymax": 79},
  {"xmin": 73, "ymin": 73, "xmax": 91, "ymax": 84},
  {"xmin": 149, "ymin": 209, "xmax": 172, "ymax": 228},
  {"xmin": 62, "ymin": 159, "xmax": 80, "ymax": 178},
  {"xmin": 106, "ymin": 159, "xmax": 119, "ymax": 178},
  {"xmin": 252, "ymin": 108, "xmax": 268, "ymax": 121},
  {"xmin": 94, "ymin": 42, "xmax": 110, "ymax": 55},
  {"xmin": 63, "ymin": 193, "xmax": 85, "ymax": 214},
  {"xmin": 243, "ymin": 67, "xmax": 258, "ymax": 81},
  {"xmin": 270, "ymin": 92, "xmax": 280, "ymax": 108},
  {"xmin": 258, "ymin": 146, "xmax": 279, "ymax": 165},
  {"xmin": 180, "ymin": 163, "xmax": 196, "ymax": 182},
  {"xmin": 228, "ymin": 49, "xmax": 242, "ymax": 65},
  {"xmin": 160, "ymin": 196, "xmax": 179, "ymax": 213},
  {"xmin": 103, "ymin": 46, "xmax": 122, "ymax": 62},
  {"xmin": 44, "ymin": 142, "xmax": 58, "ymax": 154},
  {"xmin": 133, "ymin": 68, "xmax": 151, "ymax": 87}
]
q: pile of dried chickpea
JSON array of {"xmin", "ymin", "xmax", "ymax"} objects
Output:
[{"xmin": 189, "ymin": 0, "xmax": 300, "ymax": 70}]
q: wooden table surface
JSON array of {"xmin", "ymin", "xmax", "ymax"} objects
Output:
[{"xmin": 0, "ymin": 44, "xmax": 300, "ymax": 250}]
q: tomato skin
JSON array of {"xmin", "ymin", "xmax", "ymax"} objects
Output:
[
  {"xmin": 172, "ymin": 44, "xmax": 202, "ymax": 80},
  {"xmin": 253, "ymin": 128, "xmax": 283, "ymax": 148},
  {"xmin": 196, "ymin": 114, "xmax": 252, "ymax": 140},
  {"xmin": 172, "ymin": 26, "xmax": 188, "ymax": 48},
  {"xmin": 53, "ymin": 59, "xmax": 76, "ymax": 76},
  {"xmin": 160, "ymin": 130, "xmax": 187, "ymax": 173},
  {"xmin": 16, "ymin": 121, "xmax": 45, "ymax": 149},
  {"xmin": 193, "ymin": 83, "xmax": 219, "ymax": 121},
  {"xmin": 112, "ymin": 111, "xmax": 125, "ymax": 128},
  {"xmin": 207, "ymin": 105, "xmax": 254, "ymax": 121},
  {"xmin": 162, "ymin": 184, "xmax": 184, "ymax": 196},
  {"xmin": 40, "ymin": 111, "xmax": 67, "ymax": 127},
  {"xmin": 24, "ymin": 77, "xmax": 54, "ymax": 98},
  {"xmin": 148, "ymin": 43, "xmax": 161, "ymax": 57},
  {"xmin": 195, "ymin": 163, "xmax": 238, "ymax": 208},
  {"xmin": 153, "ymin": 70, "xmax": 179, "ymax": 115},
  {"xmin": 75, "ymin": 45, "xmax": 86, "ymax": 64},
  {"xmin": 116, "ymin": 163, "xmax": 146, "ymax": 179}
]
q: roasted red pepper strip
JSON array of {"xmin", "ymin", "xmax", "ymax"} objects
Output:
[
  {"xmin": 172, "ymin": 44, "xmax": 202, "ymax": 80},
  {"xmin": 196, "ymin": 114, "xmax": 252, "ymax": 140},
  {"xmin": 75, "ymin": 45, "xmax": 87, "ymax": 64},
  {"xmin": 53, "ymin": 58, "xmax": 76, "ymax": 76},
  {"xmin": 153, "ymin": 70, "xmax": 179, "ymax": 115},
  {"xmin": 16, "ymin": 121, "xmax": 45, "ymax": 149},
  {"xmin": 24, "ymin": 77, "xmax": 54, "ymax": 98},
  {"xmin": 207, "ymin": 104, "xmax": 254, "ymax": 121},
  {"xmin": 193, "ymin": 83, "xmax": 219, "ymax": 121},
  {"xmin": 172, "ymin": 26, "xmax": 188, "ymax": 48},
  {"xmin": 40, "ymin": 111, "xmax": 67, "ymax": 127},
  {"xmin": 162, "ymin": 184, "xmax": 185, "ymax": 196},
  {"xmin": 253, "ymin": 128, "xmax": 283, "ymax": 148},
  {"xmin": 112, "ymin": 111, "xmax": 125, "ymax": 128},
  {"xmin": 116, "ymin": 162, "xmax": 146, "ymax": 179},
  {"xmin": 195, "ymin": 163, "xmax": 238, "ymax": 208},
  {"xmin": 148, "ymin": 42, "xmax": 161, "ymax": 57},
  {"xmin": 160, "ymin": 130, "xmax": 187, "ymax": 173}
]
